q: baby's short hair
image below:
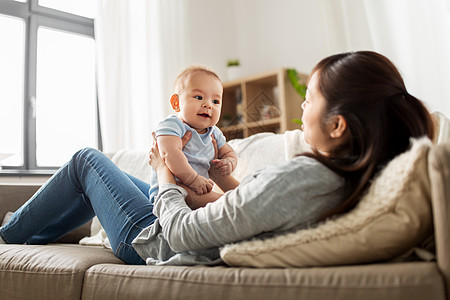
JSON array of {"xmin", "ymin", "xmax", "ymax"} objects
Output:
[{"xmin": 174, "ymin": 65, "xmax": 221, "ymax": 94}]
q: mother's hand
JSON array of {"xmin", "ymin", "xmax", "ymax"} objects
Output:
[{"xmin": 208, "ymin": 134, "xmax": 221, "ymax": 180}]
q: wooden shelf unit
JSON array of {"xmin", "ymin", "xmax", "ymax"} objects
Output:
[{"xmin": 219, "ymin": 68, "xmax": 307, "ymax": 140}]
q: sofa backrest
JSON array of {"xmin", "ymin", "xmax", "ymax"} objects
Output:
[
  {"xmin": 429, "ymin": 142, "xmax": 450, "ymax": 295},
  {"xmin": 0, "ymin": 184, "xmax": 40, "ymax": 221}
]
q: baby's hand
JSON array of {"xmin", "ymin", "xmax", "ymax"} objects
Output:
[
  {"xmin": 189, "ymin": 175, "xmax": 214, "ymax": 195},
  {"xmin": 211, "ymin": 159, "xmax": 233, "ymax": 176}
]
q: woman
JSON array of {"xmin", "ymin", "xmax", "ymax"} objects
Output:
[{"xmin": 0, "ymin": 51, "xmax": 434, "ymax": 266}]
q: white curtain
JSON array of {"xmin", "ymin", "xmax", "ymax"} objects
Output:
[
  {"xmin": 321, "ymin": 0, "xmax": 450, "ymax": 117},
  {"xmin": 95, "ymin": 0, "xmax": 189, "ymax": 153}
]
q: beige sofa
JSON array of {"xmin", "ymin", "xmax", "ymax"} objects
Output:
[{"xmin": 1, "ymin": 114, "xmax": 450, "ymax": 300}]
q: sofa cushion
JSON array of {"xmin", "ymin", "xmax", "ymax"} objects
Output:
[
  {"xmin": 82, "ymin": 262, "xmax": 444, "ymax": 300},
  {"xmin": 111, "ymin": 149, "xmax": 152, "ymax": 183},
  {"xmin": 0, "ymin": 244, "xmax": 123, "ymax": 300},
  {"xmin": 221, "ymin": 137, "xmax": 433, "ymax": 267}
]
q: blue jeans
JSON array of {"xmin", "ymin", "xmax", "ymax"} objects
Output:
[{"xmin": 0, "ymin": 148, "xmax": 156, "ymax": 265}]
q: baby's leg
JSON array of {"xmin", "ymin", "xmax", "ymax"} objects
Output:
[{"xmin": 178, "ymin": 183, "xmax": 223, "ymax": 209}]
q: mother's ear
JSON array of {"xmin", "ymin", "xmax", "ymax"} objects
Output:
[
  {"xmin": 329, "ymin": 115, "xmax": 347, "ymax": 139},
  {"xmin": 170, "ymin": 94, "xmax": 180, "ymax": 112}
]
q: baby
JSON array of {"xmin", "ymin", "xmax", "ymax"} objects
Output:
[{"xmin": 149, "ymin": 66, "xmax": 237, "ymax": 205}]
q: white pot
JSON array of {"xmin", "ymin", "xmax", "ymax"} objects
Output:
[{"xmin": 226, "ymin": 66, "xmax": 242, "ymax": 81}]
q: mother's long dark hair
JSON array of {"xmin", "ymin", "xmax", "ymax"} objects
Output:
[{"xmin": 306, "ymin": 51, "xmax": 435, "ymax": 219}]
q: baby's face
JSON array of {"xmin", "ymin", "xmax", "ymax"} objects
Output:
[{"xmin": 177, "ymin": 72, "xmax": 223, "ymax": 134}]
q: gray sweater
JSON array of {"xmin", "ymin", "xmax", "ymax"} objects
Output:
[{"xmin": 132, "ymin": 156, "xmax": 345, "ymax": 266}]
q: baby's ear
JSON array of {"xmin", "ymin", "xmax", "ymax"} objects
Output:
[{"xmin": 170, "ymin": 94, "xmax": 180, "ymax": 112}]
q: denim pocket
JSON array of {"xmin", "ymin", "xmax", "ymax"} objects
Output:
[{"xmin": 116, "ymin": 241, "xmax": 146, "ymax": 265}]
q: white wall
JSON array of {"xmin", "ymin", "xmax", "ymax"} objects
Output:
[
  {"xmin": 179, "ymin": 0, "xmax": 238, "ymax": 82},
  {"xmin": 184, "ymin": 0, "xmax": 332, "ymax": 79},
  {"xmin": 232, "ymin": 0, "xmax": 332, "ymax": 76}
]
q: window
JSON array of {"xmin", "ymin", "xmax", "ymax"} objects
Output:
[
  {"xmin": 0, "ymin": 15, "xmax": 25, "ymax": 167},
  {"xmin": 0, "ymin": 0, "xmax": 100, "ymax": 173}
]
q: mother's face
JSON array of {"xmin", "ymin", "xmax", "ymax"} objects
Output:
[
  {"xmin": 301, "ymin": 72, "xmax": 330, "ymax": 150},
  {"xmin": 301, "ymin": 72, "xmax": 348, "ymax": 155}
]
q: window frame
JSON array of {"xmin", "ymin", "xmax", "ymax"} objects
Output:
[{"xmin": 0, "ymin": 0, "xmax": 101, "ymax": 174}]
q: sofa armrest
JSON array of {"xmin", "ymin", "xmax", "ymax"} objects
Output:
[
  {"xmin": 0, "ymin": 183, "xmax": 91, "ymax": 243},
  {"xmin": 429, "ymin": 142, "xmax": 450, "ymax": 296},
  {"xmin": 0, "ymin": 184, "xmax": 40, "ymax": 221}
]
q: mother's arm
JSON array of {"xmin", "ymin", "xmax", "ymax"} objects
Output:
[
  {"xmin": 153, "ymin": 165, "xmax": 312, "ymax": 252},
  {"xmin": 152, "ymin": 148, "xmax": 344, "ymax": 253},
  {"xmin": 148, "ymin": 134, "xmax": 343, "ymax": 254}
]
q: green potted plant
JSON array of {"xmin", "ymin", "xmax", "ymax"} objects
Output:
[
  {"xmin": 226, "ymin": 59, "xmax": 241, "ymax": 80},
  {"xmin": 287, "ymin": 68, "xmax": 307, "ymax": 127}
]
